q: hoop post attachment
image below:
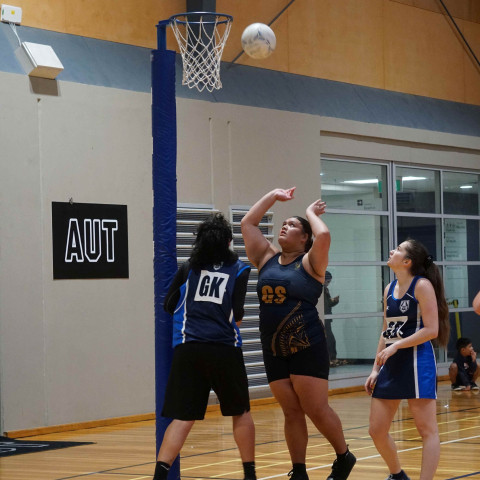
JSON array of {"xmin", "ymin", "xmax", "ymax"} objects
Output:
[
  {"xmin": 156, "ymin": 20, "xmax": 170, "ymax": 51},
  {"xmin": 168, "ymin": 12, "xmax": 233, "ymax": 92}
]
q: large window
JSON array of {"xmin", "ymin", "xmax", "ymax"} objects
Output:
[
  {"xmin": 321, "ymin": 159, "xmax": 480, "ymax": 370},
  {"xmin": 321, "ymin": 159, "xmax": 390, "ymax": 370}
]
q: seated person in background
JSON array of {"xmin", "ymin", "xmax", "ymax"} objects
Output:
[{"xmin": 449, "ymin": 337, "xmax": 480, "ymax": 391}]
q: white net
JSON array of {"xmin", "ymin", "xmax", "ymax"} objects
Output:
[{"xmin": 170, "ymin": 13, "xmax": 232, "ymax": 92}]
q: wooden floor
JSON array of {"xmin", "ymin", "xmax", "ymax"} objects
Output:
[{"xmin": 2, "ymin": 382, "xmax": 480, "ymax": 480}]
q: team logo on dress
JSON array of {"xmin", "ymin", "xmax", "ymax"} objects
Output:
[{"xmin": 399, "ymin": 300, "xmax": 410, "ymax": 313}]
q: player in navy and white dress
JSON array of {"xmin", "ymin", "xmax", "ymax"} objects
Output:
[
  {"xmin": 373, "ymin": 275, "xmax": 437, "ymax": 399},
  {"xmin": 365, "ymin": 239, "xmax": 450, "ymax": 480},
  {"xmin": 152, "ymin": 213, "xmax": 256, "ymax": 480},
  {"xmin": 242, "ymin": 187, "xmax": 356, "ymax": 480}
]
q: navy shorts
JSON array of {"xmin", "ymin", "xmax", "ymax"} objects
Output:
[
  {"xmin": 263, "ymin": 341, "xmax": 330, "ymax": 383},
  {"xmin": 162, "ymin": 342, "xmax": 251, "ymax": 420}
]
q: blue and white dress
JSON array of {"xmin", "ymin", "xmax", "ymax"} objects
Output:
[{"xmin": 373, "ymin": 276, "xmax": 437, "ymax": 399}]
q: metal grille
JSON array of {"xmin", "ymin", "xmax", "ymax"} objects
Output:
[
  {"xmin": 176, "ymin": 207, "xmax": 218, "ymax": 265},
  {"xmin": 231, "ymin": 209, "xmax": 274, "ymax": 391},
  {"xmin": 174, "ymin": 207, "xmax": 274, "ymax": 393}
]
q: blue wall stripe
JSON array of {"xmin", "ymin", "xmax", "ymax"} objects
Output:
[{"xmin": 1, "ymin": 23, "xmax": 479, "ymax": 137}]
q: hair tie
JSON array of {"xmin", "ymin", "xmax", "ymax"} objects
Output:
[{"xmin": 424, "ymin": 255, "xmax": 433, "ymax": 269}]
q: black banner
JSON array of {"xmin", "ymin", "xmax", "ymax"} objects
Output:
[{"xmin": 52, "ymin": 202, "xmax": 129, "ymax": 279}]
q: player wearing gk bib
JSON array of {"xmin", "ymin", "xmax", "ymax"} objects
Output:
[
  {"xmin": 242, "ymin": 187, "xmax": 356, "ymax": 480},
  {"xmin": 365, "ymin": 239, "xmax": 449, "ymax": 480},
  {"xmin": 152, "ymin": 213, "xmax": 256, "ymax": 480},
  {"xmin": 171, "ymin": 260, "xmax": 248, "ymax": 347},
  {"xmin": 373, "ymin": 276, "xmax": 437, "ymax": 399}
]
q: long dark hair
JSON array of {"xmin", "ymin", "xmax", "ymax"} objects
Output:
[
  {"xmin": 293, "ymin": 216, "xmax": 313, "ymax": 252},
  {"xmin": 403, "ymin": 238, "xmax": 450, "ymax": 347},
  {"xmin": 190, "ymin": 213, "xmax": 238, "ymax": 270}
]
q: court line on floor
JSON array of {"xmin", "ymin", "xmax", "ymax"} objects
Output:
[
  {"xmin": 180, "ymin": 404, "xmax": 480, "ymax": 459},
  {"xmin": 257, "ymin": 434, "xmax": 480, "ymax": 480},
  {"xmin": 54, "ymin": 403, "xmax": 480, "ymax": 480},
  {"xmin": 444, "ymin": 472, "xmax": 480, "ymax": 480}
]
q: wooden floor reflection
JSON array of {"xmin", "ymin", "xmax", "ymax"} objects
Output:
[{"xmin": 1, "ymin": 382, "xmax": 480, "ymax": 480}]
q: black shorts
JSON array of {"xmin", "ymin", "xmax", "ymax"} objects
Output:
[
  {"xmin": 263, "ymin": 341, "xmax": 330, "ymax": 383},
  {"xmin": 162, "ymin": 342, "xmax": 251, "ymax": 420}
]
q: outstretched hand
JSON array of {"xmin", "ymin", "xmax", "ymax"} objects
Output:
[
  {"xmin": 307, "ymin": 199, "xmax": 327, "ymax": 216},
  {"xmin": 275, "ymin": 187, "xmax": 296, "ymax": 202}
]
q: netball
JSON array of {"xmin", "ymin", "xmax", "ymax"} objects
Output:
[{"xmin": 241, "ymin": 23, "xmax": 276, "ymax": 59}]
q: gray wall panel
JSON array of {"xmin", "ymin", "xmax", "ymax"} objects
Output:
[{"xmin": 0, "ymin": 74, "xmax": 154, "ymax": 431}]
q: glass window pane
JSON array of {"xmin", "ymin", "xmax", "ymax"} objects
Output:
[
  {"xmin": 444, "ymin": 219, "xmax": 480, "ymax": 261},
  {"xmin": 396, "ymin": 167, "xmax": 440, "ymax": 213},
  {"xmin": 326, "ymin": 214, "xmax": 389, "ymax": 262},
  {"xmin": 324, "ymin": 266, "xmax": 389, "ymax": 315},
  {"xmin": 328, "ymin": 317, "xmax": 382, "ymax": 364},
  {"xmin": 447, "ymin": 311, "xmax": 480, "ymax": 360},
  {"xmin": 444, "ymin": 265, "xmax": 480, "ymax": 309},
  {"xmin": 443, "ymin": 171, "xmax": 480, "ymax": 215},
  {"xmin": 321, "ymin": 159, "xmax": 388, "ymax": 211},
  {"xmin": 397, "ymin": 217, "xmax": 441, "ymax": 260}
]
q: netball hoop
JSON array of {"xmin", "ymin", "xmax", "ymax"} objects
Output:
[{"xmin": 169, "ymin": 12, "xmax": 233, "ymax": 92}]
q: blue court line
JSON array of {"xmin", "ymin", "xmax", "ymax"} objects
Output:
[{"xmin": 444, "ymin": 472, "xmax": 480, "ymax": 479}]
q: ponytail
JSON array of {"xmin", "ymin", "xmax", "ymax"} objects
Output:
[{"xmin": 404, "ymin": 239, "xmax": 450, "ymax": 347}]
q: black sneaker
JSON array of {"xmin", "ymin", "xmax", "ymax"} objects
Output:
[
  {"xmin": 288, "ymin": 469, "xmax": 309, "ymax": 480},
  {"xmin": 326, "ymin": 450, "xmax": 356, "ymax": 480},
  {"xmin": 385, "ymin": 472, "xmax": 410, "ymax": 480},
  {"xmin": 452, "ymin": 384, "xmax": 466, "ymax": 391},
  {"xmin": 470, "ymin": 382, "xmax": 479, "ymax": 391}
]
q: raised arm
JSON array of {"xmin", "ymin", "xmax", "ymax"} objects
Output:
[
  {"xmin": 241, "ymin": 187, "xmax": 295, "ymax": 269},
  {"xmin": 303, "ymin": 199, "xmax": 330, "ymax": 281}
]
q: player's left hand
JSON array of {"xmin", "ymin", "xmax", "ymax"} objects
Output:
[
  {"xmin": 307, "ymin": 199, "xmax": 326, "ymax": 216},
  {"xmin": 376, "ymin": 343, "xmax": 399, "ymax": 366}
]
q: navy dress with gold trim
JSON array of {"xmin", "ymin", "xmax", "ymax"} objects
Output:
[{"xmin": 257, "ymin": 253, "xmax": 325, "ymax": 357}]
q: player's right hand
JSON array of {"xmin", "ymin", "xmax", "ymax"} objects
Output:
[{"xmin": 364, "ymin": 371, "xmax": 379, "ymax": 396}]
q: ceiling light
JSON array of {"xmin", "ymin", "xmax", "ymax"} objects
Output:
[
  {"xmin": 460, "ymin": 185, "xmax": 473, "ymax": 189},
  {"xmin": 401, "ymin": 176, "xmax": 427, "ymax": 181},
  {"xmin": 343, "ymin": 179, "xmax": 378, "ymax": 184}
]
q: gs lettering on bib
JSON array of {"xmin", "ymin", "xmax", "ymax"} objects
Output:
[
  {"xmin": 383, "ymin": 315, "xmax": 408, "ymax": 344},
  {"xmin": 194, "ymin": 270, "xmax": 229, "ymax": 304}
]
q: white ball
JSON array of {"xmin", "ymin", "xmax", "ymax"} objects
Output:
[{"xmin": 241, "ymin": 23, "xmax": 276, "ymax": 60}]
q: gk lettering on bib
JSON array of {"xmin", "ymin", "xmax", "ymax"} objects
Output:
[{"xmin": 194, "ymin": 271, "xmax": 229, "ymax": 304}]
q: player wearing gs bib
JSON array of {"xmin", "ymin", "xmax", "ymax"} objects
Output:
[
  {"xmin": 258, "ymin": 252, "xmax": 325, "ymax": 358},
  {"xmin": 242, "ymin": 187, "xmax": 356, "ymax": 480},
  {"xmin": 372, "ymin": 276, "xmax": 437, "ymax": 399}
]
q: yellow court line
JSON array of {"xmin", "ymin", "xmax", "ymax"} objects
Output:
[
  {"xmin": 186, "ymin": 412, "xmax": 480, "ymax": 473},
  {"xmin": 187, "ymin": 435, "xmax": 365, "ymax": 476},
  {"xmin": 182, "ymin": 414, "xmax": 480, "ymax": 478},
  {"xmin": 257, "ymin": 434, "xmax": 480, "ymax": 480},
  {"xmin": 408, "ymin": 423, "xmax": 480, "ymax": 442}
]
